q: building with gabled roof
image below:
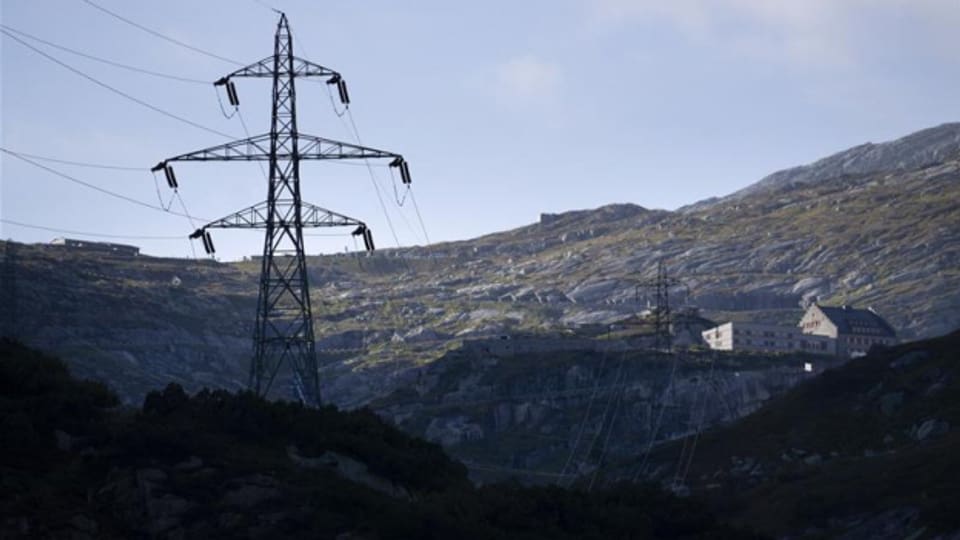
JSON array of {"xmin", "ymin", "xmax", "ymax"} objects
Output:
[{"xmin": 798, "ymin": 303, "xmax": 896, "ymax": 357}]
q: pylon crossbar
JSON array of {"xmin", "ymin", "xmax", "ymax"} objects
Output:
[
  {"xmin": 158, "ymin": 133, "xmax": 400, "ymax": 164},
  {"xmin": 195, "ymin": 201, "xmax": 367, "ymax": 230},
  {"xmin": 221, "ymin": 55, "xmax": 341, "ymax": 80}
]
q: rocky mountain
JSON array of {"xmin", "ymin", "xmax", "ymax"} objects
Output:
[
  {"xmin": 602, "ymin": 329, "xmax": 960, "ymax": 539},
  {"xmin": 718, "ymin": 122, "xmax": 960, "ymax": 202},
  {"xmin": 2, "ymin": 122, "xmax": 959, "ymax": 411}
]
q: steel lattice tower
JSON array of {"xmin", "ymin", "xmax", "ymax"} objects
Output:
[
  {"xmin": 636, "ymin": 260, "xmax": 683, "ymax": 352},
  {"xmin": 153, "ymin": 13, "xmax": 412, "ymax": 405}
]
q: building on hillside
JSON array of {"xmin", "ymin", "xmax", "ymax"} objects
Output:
[
  {"xmin": 50, "ymin": 238, "xmax": 140, "ymax": 257},
  {"xmin": 799, "ymin": 303, "xmax": 896, "ymax": 357},
  {"xmin": 701, "ymin": 321, "xmax": 835, "ymax": 356}
]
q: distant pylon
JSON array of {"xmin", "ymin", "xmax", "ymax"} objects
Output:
[
  {"xmin": 153, "ymin": 13, "xmax": 412, "ymax": 405},
  {"xmin": 636, "ymin": 260, "xmax": 683, "ymax": 352}
]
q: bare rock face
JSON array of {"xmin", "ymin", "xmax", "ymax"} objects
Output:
[
  {"xmin": 378, "ymin": 346, "xmax": 847, "ymax": 483},
  {"xmin": 724, "ymin": 123, "xmax": 960, "ymax": 199},
  {"xmin": 425, "ymin": 415, "xmax": 485, "ymax": 447},
  {"xmin": 911, "ymin": 418, "xmax": 950, "ymax": 441}
]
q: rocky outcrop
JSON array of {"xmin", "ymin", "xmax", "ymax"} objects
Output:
[{"xmin": 377, "ymin": 346, "xmax": 847, "ymax": 483}]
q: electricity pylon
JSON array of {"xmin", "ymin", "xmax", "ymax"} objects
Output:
[
  {"xmin": 636, "ymin": 260, "xmax": 684, "ymax": 352},
  {"xmin": 152, "ymin": 13, "xmax": 412, "ymax": 405}
]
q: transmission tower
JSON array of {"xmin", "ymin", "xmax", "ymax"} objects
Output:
[
  {"xmin": 152, "ymin": 13, "xmax": 412, "ymax": 406},
  {"xmin": 636, "ymin": 260, "xmax": 684, "ymax": 352}
]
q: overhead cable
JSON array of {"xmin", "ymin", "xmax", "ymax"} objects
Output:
[
  {"xmin": 1, "ymin": 148, "xmax": 206, "ymax": 221},
  {"xmin": 79, "ymin": 0, "xmax": 242, "ymax": 66},
  {"xmin": 0, "ymin": 218, "xmax": 185, "ymax": 240},
  {"xmin": 0, "ymin": 29, "xmax": 235, "ymax": 139},
  {"xmin": 0, "ymin": 23, "xmax": 209, "ymax": 84},
  {"xmin": 0, "ymin": 149, "xmax": 145, "ymax": 171},
  {"xmin": 347, "ymin": 108, "xmax": 432, "ymax": 246}
]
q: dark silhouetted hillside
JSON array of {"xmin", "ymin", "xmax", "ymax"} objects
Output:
[{"xmin": 0, "ymin": 340, "xmax": 760, "ymax": 539}]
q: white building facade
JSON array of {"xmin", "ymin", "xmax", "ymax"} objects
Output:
[{"xmin": 701, "ymin": 321, "xmax": 836, "ymax": 356}]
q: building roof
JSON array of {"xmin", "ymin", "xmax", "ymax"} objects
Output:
[
  {"xmin": 51, "ymin": 238, "xmax": 139, "ymax": 251},
  {"xmin": 816, "ymin": 304, "xmax": 896, "ymax": 337}
]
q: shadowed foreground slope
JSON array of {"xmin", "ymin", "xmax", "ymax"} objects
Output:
[
  {"xmin": 609, "ymin": 330, "xmax": 960, "ymax": 539},
  {"xmin": 0, "ymin": 340, "xmax": 760, "ymax": 539}
]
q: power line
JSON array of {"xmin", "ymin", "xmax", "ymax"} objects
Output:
[
  {"xmin": 342, "ymin": 110, "xmax": 402, "ymax": 248},
  {"xmin": 0, "ymin": 23, "xmax": 209, "ymax": 84},
  {"xmin": 0, "ymin": 218, "xmax": 185, "ymax": 240},
  {"xmin": 173, "ymin": 192, "xmax": 200, "ymax": 259},
  {"xmin": 0, "ymin": 29, "xmax": 235, "ymax": 139},
  {"xmin": 0, "ymin": 149, "xmax": 145, "ymax": 171},
  {"xmin": 673, "ymin": 359, "xmax": 716, "ymax": 490},
  {"xmin": 1, "ymin": 148, "xmax": 205, "ymax": 221},
  {"xmin": 346, "ymin": 108, "xmax": 432, "ymax": 246},
  {"xmin": 79, "ymin": 0, "xmax": 243, "ymax": 66},
  {"xmin": 557, "ymin": 349, "xmax": 609, "ymax": 484},
  {"xmin": 586, "ymin": 348, "xmax": 629, "ymax": 491},
  {"xmin": 249, "ymin": 0, "xmax": 280, "ymax": 14},
  {"xmin": 408, "ymin": 188, "xmax": 432, "ymax": 245},
  {"xmin": 634, "ymin": 352, "xmax": 682, "ymax": 482}
]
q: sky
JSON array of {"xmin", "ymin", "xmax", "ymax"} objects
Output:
[{"xmin": 2, "ymin": 0, "xmax": 958, "ymax": 260}]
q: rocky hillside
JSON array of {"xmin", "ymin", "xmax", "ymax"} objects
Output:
[
  {"xmin": 374, "ymin": 344, "xmax": 846, "ymax": 485},
  {"xmin": 721, "ymin": 122, "xmax": 960, "ymax": 201},
  {"xmin": 2, "ymin": 122, "xmax": 958, "ymax": 409},
  {"xmin": 1, "ymin": 243, "xmax": 256, "ymax": 403},
  {"xmin": 0, "ymin": 340, "xmax": 758, "ymax": 539},
  {"xmin": 603, "ymin": 330, "xmax": 960, "ymax": 539}
]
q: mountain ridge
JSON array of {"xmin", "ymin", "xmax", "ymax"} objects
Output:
[{"xmin": 680, "ymin": 122, "xmax": 960, "ymax": 212}]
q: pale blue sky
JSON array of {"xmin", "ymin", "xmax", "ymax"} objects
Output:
[{"xmin": 2, "ymin": 0, "xmax": 958, "ymax": 259}]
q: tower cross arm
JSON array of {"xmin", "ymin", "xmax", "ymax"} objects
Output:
[
  {"xmin": 153, "ymin": 134, "xmax": 402, "ymax": 169},
  {"xmin": 298, "ymin": 133, "xmax": 401, "ymax": 161},
  {"xmin": 193, "ymin": 201, "xmax": 368, "ymax": 231},
  {"xmin": 215, "ymin": 55, "xmax": 341, "ymax": 82},
  {"xmin": 154, "ymin": 134, "xmax": 273, "ymax": 166}
]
